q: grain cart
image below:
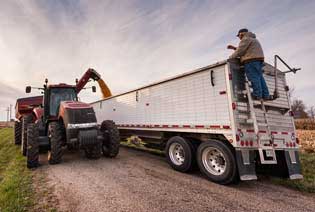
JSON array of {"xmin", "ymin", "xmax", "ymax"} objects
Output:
[
  {"xmin": 21, "ymin": 68, "xmax": 120, "ymax": 168},
  {"xmin": 14, "ymin": 96, "xmax": 43, "ymax": 156},
  {"xmin": 91, "ymin": 56, "xmax": 302, "ymax": 184}
]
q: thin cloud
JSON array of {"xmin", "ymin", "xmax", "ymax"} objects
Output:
[{"xmin": 0, "ymin": 0, "xmax": 314, "ymax": 120}]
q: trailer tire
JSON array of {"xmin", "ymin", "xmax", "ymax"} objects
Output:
[
  {"xmin": 21, "ymin": 115, "xmax": 33, "ymax": 156},
  {"xmin": 48, "ymin": 122, "xmax": 63, "ymax": 164},
  {"xmin": 14, "ymin": 121, "xmax": 22, "ymax": 145},
  {"xmin": 27, "ymin": 123, "xmax": 39, "ymax": 168},
  {"xmin": 100, "ymin": 120, "xmax": 120, "ymax": 158},
  {"xmin": 197, "ymin": 140, "xmax": 237, "ymax": 185},
  {"xmin": 85, "ymin": 142, "xmax": 102, "ymax": 159},
  {"xmin": 166, "ymin": 136, "xmax": 193, "ymax": 173}
]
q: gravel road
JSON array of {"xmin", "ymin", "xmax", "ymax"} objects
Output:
[{"xmin": 38, "ymin": 147, "xmax": 315, "ymax": 212}]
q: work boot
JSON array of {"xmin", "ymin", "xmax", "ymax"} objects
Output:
[
  {"xmin": 263, "ymin": 95, "xmax": 274, "ymax": 101},
  {"xmin": 251, "ymin": 94, "xmax": 262, "ymax": 101}
]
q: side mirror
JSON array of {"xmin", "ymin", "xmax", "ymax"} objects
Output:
[
  {"xmin": 92, "ymin": 86, "xmax": 96, "ymax": 93},
  {"xmin": 26, "ymin": 86, "xmax": 31, "ymax": 93}
]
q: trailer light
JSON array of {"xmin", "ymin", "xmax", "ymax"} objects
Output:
[
  {"xmin": 236, "ymin": 134, "xmax": 240, "ymax": 141},
  {"xmin": 289, "ymin": 111, "xmax": 294, "ymax": 117},
  {"xmin": 296, "ymin": 137, "xmax": 300, "ymax": 144},
  {"xmin": 249, "ymin": 141, "xmax": 253, "ymax": 146},
  {"xmin": 289, "ymin": 142, "xmax": 293, "ymax": 147},
  {"xmin": 232, "ymin": 102, "xmax": 236, "ymax": 110},
  {"xmin": 286, "ymin": 142, "xmax": 289, "ymax": 147},
  {"xmin": 240, "ymin": 141, "xmax": 244, "ymax": 146},
  {"xmin": 245, "ymin": 141, "xmax": 249, "ymax": 146},
  {"xmin": 293, "ymin": 142, "xmax": 296, "ymax": 147},
  {"xmin": 229, "ymin": 73, "xmax": 232, "ymax": 80}
]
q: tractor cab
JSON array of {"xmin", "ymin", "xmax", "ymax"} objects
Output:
[{"xmin": 44, "ymin": 84, "xmax": 77, "ymax": 119}]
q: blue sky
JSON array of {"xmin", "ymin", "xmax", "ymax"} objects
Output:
[{"xmin": 0, "ymin": 0, "xmax": 314, "ymax": 121}]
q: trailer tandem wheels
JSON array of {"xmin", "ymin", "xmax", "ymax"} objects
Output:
[{"xmin": 91, "ymin": 59, "xmax": 302, "ymax": 184}]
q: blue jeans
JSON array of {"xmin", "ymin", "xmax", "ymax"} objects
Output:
[{"xmin": 244, "ymin": 61, "xmax": 269, "ymax": 98}]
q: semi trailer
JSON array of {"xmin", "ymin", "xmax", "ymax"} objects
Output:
[{"xmin": 91, "ymin": 57, "xmax": 302, "ymax": 184}]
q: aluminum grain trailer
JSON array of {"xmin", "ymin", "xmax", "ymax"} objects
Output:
[{"xmin": 91, "ymin": 58, "xmax": 302, "ymax": 184}]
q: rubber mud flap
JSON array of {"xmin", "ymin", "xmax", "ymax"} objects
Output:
[
  {"xmin": 235, "ymin": 150, "xmax": 257, "ymax": 181},
  {"xmin": 284, "ymin": 150, "xmax": 303, "ymax": 180}
]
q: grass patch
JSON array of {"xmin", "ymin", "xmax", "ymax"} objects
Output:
[
  {"xmin": 272, "ymin": 152, "xmax": 315, "ymax": 193},
  {"xmin": 0, "ymin": 128, "xmax": 34, "ymax": 212}
]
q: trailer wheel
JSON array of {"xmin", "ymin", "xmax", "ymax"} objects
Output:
[
  {"xmin": 197, "ymin": 140, "xmax": 237, "ymax": 184},
  {"xmin": 21, "ymin": 115, "xmax": 33, "ymax": 156},
  {"xmin": 27, "ymin": 123, "xmax": 39, "ymax": 168},
  {"xmin": 48, "ymin": 122, "xmax": 63, "ymax": 164},
  {"xmin": 166, "ymin": 136, "xmax": 194, "ymax": 172},
  {"xmin": 100, "ymin": 120, "xmax": 120, "ymax": 158},
  {"xmin": 85, "ymin": 142, "xmax": 102, "ymax": 159},
  {"xmin": 14, "ymin": 121, "xmax": 22, "ymax": 145}
]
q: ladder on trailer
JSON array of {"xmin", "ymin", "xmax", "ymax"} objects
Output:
[
  {"xmin": 244, "ymin": 80, "xmax": 277, "ymax": 164},
  {"xmin": 242, "ymin": 55, "xmax": 301, "ymax": 164}
]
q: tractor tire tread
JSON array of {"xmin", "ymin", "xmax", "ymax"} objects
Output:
[{"xmin": 101, "ymin": 120, "xmax": 120, "ymax": 158}]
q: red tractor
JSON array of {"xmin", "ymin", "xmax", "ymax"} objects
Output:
[{"xmin": 14, "ymin": 69, "xmax": 120, "ymax": 168}]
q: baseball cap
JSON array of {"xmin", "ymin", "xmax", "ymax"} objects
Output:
[{"xmin": 237, "ymin": 28, "xmax": 248, "ymax": 37}]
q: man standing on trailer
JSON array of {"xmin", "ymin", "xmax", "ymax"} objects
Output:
[{"xmin": 227, "ymin": 28, "xmax": 272, "ymax": 101}]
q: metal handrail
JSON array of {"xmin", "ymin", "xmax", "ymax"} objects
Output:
[{"xmin": 273, "ymin": 55, "xmax": 301, "ymax": 99}]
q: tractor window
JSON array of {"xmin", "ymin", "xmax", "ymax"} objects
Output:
[{"xmin": 49, "ymin": 88, "xmax": 77, "ymax": 116}]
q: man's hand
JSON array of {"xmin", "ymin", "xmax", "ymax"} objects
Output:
[{"xmin": 227, "ymin": 45, "xmax": 237, "ymax": 50}]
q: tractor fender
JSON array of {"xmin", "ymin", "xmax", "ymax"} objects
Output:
[{"xmin": 32, "ymin": 108, "xmax": 43, "ymax": 123}]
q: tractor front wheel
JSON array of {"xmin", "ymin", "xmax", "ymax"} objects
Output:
[
  {"xmin": 100, "ymin": 120, "xmax": 120, "ymax": 158},
  {"xmin": 48, "ymin": 122, "xmax": 64, "ymax": 164},
  {"xmin": 85, "ymin": 142, "xmax": 102, "ymax": 159}
]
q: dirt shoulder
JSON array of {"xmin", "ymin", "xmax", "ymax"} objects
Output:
[{"xmin": 35, "ymin": 147, "xmax": 315, "ymax": 212}]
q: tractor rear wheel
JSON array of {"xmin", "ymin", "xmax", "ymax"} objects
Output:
[
  {"xmin": 21, "ymin": 115, "xmax": 33, "ymax": 156},
  {"xmin": 100, "ymin": 120, "xmax": 120, "ymax": 158},
  {"xmin": 14, "ymin": 121, "xmax": 22, "ymax": 145},
  {"xmin": 48, "ymin": 122, "xmax": 64, "ymax": 164},
  {"xmin": 27, "ymin": 123, "xmax": 39, "ymax": 168},
  {"xmin": 85, "ymin": 142, "xmax": 102, "ymax": 159}
]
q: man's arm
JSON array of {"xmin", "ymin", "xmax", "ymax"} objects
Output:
[
  {"xmin": 229, "ymin": 38, "xmax": 251, "ymax": 59},
  {"xmin": 227, "ymin": 45, "xmax": 237, "ymax": 50}
]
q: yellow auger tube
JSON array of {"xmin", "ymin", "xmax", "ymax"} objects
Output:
[{"xmin": 97, "ymin": 79, "xmax": 112, "ymax": 98}]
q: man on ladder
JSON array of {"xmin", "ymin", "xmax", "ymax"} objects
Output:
[{"xmin": 227, "ymin": 28, "xmax": 273, "ymax": 101}]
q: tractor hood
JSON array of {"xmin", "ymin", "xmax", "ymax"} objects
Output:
[
  {"xmin": 59, "ymin": 101, "xmax": 92, "ymax": 110},
  {"xmin": 59, "ymin": 101, "xmax": 97, "ymax": 128}
]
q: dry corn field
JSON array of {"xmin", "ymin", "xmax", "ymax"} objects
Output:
[
  {"xmin": 295, "ymin": 119, "xmax": 315, "ymax": 130},
  {"xmin": 297, "ymin": 130, "xmax": 315, "ymax": 153}
]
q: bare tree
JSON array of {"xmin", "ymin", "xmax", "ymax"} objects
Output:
[
  {"xmin": 291, "ymin": 98, "xmax": 308, "ymax": 119},
  {"xmin": 308, "ymin": 106, "xmax": 315, "ymax": 119}
]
